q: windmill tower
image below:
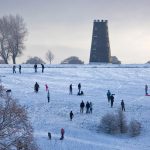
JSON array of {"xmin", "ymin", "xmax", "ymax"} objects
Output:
[{"xmin": 89, "ymin": 20, "xmax": 111, "ymax": 63}]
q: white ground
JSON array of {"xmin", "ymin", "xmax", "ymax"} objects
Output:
[{"xmin": 0, "ymin": 64, "xmax": 150, "ymax": 150}]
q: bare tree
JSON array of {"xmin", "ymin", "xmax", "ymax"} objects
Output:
[
  {"xmin": 100, "ymin": 113, "xmax": 120, "ymax": 134},
  {"xmin": 45, "ymin": 50, "xmax": 54, "ymax": 64},
  {"xmin": 0, "ymin": 87, "xmax": 38, "ymax": 149},
  {"xmin": 128, "ymin": 120, "xmax": 141, "ymax": 137},
  {"xmin": 0, "ymin": 15, "xmax": 27, "ymax": 64},
  {"xmin": 8, "ymin": 15, "xmax": 27, "ymax": 64},
  {"xmin": 0, "ymin": 16, "xmax": 11, "ymax": 64},
  {"xmin": 100, "ymin": 109, "xmax": 128, "ymax": 134}
]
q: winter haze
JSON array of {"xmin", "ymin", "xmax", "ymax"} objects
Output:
[{"xmin": 0, "ymin": 0, "xmax": 150, "ymax": 64}]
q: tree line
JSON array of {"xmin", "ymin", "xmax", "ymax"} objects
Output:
[
  {"xmin": 0, "ymin": 14, "xmax": 55, "ymax": 64},
  {"xmin": 0, "ymin": 14, "xmax": 85, "ymax": 65}
]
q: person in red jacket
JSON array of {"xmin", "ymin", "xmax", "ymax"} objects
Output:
[
  {"xmin": 45, "ymin": 84, "xmax": 49, "ymax": 91},
  {"xmin": 60, "ymin": 128, "xmax": 65, "ymax": 140}
]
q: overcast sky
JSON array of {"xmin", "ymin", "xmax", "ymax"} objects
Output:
[{"xmin": 0, "ymin": 0, "xmax": 150, "ymax": 64}]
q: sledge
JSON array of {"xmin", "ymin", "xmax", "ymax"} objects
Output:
[{"xmin": 145, "ymin": 94, "xmax": 150, "ymax": 96}]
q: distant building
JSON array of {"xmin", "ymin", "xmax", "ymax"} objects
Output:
[{"xmin": 89, "ymin": 20, "xmax": 111, "ymax": 63}]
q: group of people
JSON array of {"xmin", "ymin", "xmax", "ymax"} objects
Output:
[
  {"xmin": 12, "ymin": 64, "xmax": 45, "ymax": 74},
  {"xmin": 34, "ymin": 82, "xmax": 50, "ymax": 102},
  {"xmin": 69, "ymin": 83, "xmax": 84, "ymax": 96},
  {"xmin": 34, "ymin": 64, "xmax": 45, "ymax": 73},
  {"xmin": 48, "ymin": 128, "xmax": 65, "ymax": 140},
  {"xmin": 34, "ymin": 81, "xmax": 126, "ymax": 141},
  {"xmin": 107, "ymin": 90, "xmax": 115, "ymax": 108},
  {"xmin": 107, "ymin": 90, "xmax": 125, "ymax": 111},
  {"xmin": 80, "ymin": 100, "xmax": 93, "ymax": 114},
  {"xmin": 11, "ymin": 64, "xmax": 139, "ymax": 143},
  {"xmin": 13, "ymin": 65, "xmax": 21, "ymax": 74},
  {"xmin": 34, "ymin": 81, "xmax": 127, "ymax": 142}
]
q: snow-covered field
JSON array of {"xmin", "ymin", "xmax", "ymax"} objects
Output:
[{"xmin": 1, "ymin": 64, "xmax": 150, "ymax": 150}]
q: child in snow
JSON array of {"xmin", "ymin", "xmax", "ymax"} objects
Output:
[{"xmin": 45, "ymin": 84, "xmax": 49, "ymax": 91}]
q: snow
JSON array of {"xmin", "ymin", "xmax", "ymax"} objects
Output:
[{"xmin": 0, "ymin": 64, "xmax": 150, "ymax": 150}]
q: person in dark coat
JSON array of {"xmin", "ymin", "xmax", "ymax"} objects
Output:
[
  {"xmin": 13, "ymin": 65, "xmax": 16, "ymax": 74},
  {"xmin": 107, "ymin": 90, "xmax": 111, "ymax": 102},
  {"xmin": 48, "ymin": 132, "xmax": 51, "ymax": 140},
  {"xmin": 34, "ymin": 82, "xmax": 39, "ymax": 93},
  {"xmin": 77, "ymin": 91, "xmax": 84, "ymax": 96},
  {"xmin": 80, "ymin": 91, "xmax": 84, "ymax": 95},
  {"xmin": 86, "ymin": 101, "xmax": 90, "ymax": 113},
  {"xmin": 80, "ymin": 100, "xmax": 85, "ymax": 113},
  {"xmin": 70, "ymin": 111, "xmax": 74, "ymax": 121},
  {"xmin": 69, "ymin": 84, "xmax": 72, "ymax": 95},
  {"xmin": 121, "ymin": 100, "xmax": 125, "ymax": 111},
  {"xmin": 89, "ymin": 102, "xmax": 93, "ymax": 114},
  {"xmin": 41, "ymin": 64, "xmax": 44, "ymax": 73},
  {"xmin": 78, "ymin": 83, "xmax": 81, "ymax": 93},
  {"xmin": 34, "ymin": 64, "xmax": 37, "ymax": 73},
  {"xmin": 19, "ymin": 65, "xmax": 21, "ymax": 74},
  {"xmin": 77, "ymin": 92, "xmax": 80, "ymax": 96},
  {"xmin": 60, "ymin": 128, "xmax": 65, "ymax": 140},
  {"xmin": 145, "ymin": 84, "xmax": 148, "ymax": 95},
  {"xmin": 110, "ymin": 94, "xmax": 114, "ymax": 108},
  {"xmin": 47, "ymin": 90, "xmax": 50, "ymax": 102}
]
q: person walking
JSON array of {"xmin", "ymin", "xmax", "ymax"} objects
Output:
[
  {"xmin": 121, "ymin": 100, "xmax": 125, "ymax": 111},
  {"xmin": 80, "ymin": 100, "xmax": 85, "ymax": 113},
  {"xmin": 70, "ymin": 111, "xmax": 74, "ymax": 121},
  {"xmin": 89, "ymin": 102, "xmax": 93, "ymax": 114},
  {"xmin": 86, "ymin": 101, "xmax": 90, "ymax": 113},
  {"xmin": 47, "ymin": 90, "xmax": 50, "ymax": 102},
  {"xmin": 19, "ymin": 65, "xmax": 21, "ymax": 74},
  {"xmin": 34, "ymin": 82, "xmax": 39, "ymax": 93},
  {"xmin": 145, "ymin": 84, "xmax": 148, "ymax": 95},
  {"xmin": 110, "ymin": 94, "xmax": 114, "ymax": 108},
  {"xmin": 41, "ymin": 64, "xmax": 44, "ymax": 73},
  {"xmin": 60, "ymin": 128, "xmax": 65, "ymax": 140},
  {"xmin": 69, "ymin": 84, "xmax": 72, "ymax": 95},
  {"xmin": 107, "ymin": 90, "xmax": 111, "ymax": 102},
  {"xmin": 13, "ymin": 65, "xmax": 16, "ymax": 74},
  {"xmin": 48, "ymin": 132, "xmax": 51, "ymax": 140},
  {"xmin": 78, "ymin": 83, "xmax": 81, "ymax": 93},
  {"xmin": 34, "ymin": 64, "xmax": 37, "ymax": 73}
]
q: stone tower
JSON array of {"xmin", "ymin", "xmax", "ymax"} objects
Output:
[{"xmin": 89, "ymin": 20, "xmax": 111, "ymax": 63}]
